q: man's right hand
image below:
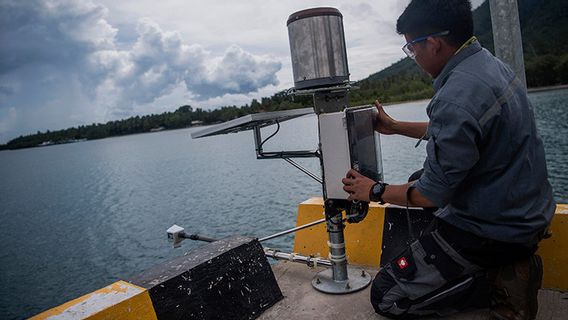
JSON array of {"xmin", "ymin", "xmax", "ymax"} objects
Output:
[{"xmin": 374, "ymin": 100, "xmax": 398, "ymax": 135}]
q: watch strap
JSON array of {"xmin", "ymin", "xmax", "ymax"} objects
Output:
[{"xmin": 370, "ymin": 182, "xmax": 388, "ymax": 203}]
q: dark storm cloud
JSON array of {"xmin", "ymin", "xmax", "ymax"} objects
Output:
[{"xmin": 0, "ymin": 0, "xmax": 282, "ymax": 141}]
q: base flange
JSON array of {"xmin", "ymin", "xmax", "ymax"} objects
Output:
[{"xmin": 312, "ymin": 268, "xmax": 372, "ymax": 294}]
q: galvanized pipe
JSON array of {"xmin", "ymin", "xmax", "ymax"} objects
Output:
[
  {"xmin": 325, "ymin": 203, "xmax": 348, "ymax": 281},
  {"xmin": 180, "ymin": 232, "xmax": 333, "ymax": 268},
  {"xmin": 264, "ymin": 248, "xmax": 333, "ymax": 268}
]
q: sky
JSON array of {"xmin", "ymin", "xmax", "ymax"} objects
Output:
[{"xmin": 0, "ymin": 0, "xmax": 484, "ymax": 143}]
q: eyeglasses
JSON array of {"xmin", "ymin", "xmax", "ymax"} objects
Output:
[{"xmin": 402, "ymin": 30, "xmax": 450, "ymax": 59}]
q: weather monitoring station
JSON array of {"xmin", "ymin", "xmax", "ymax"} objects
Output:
[
  {"xmin": 30, "ymin": 3, "xmax": 568, "ymax": 320},
  {"xmin": 179, "ymin": 7, "xmax": 383, "ymax": 294}
]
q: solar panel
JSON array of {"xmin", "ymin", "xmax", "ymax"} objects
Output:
[{"xmin": 191, "ymin": 108, "xmax": 314, "ymax": 139}]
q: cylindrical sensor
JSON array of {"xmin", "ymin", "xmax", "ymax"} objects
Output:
[{"xmin": 287, "ymin": 7, "xmax": 350, "ymax": 90}]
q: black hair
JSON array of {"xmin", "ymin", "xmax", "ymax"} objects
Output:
[{"xmin": 396, "ymin": 0, "xmax": 473, "ymax": 47}]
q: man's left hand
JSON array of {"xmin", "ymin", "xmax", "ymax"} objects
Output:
[{"xmin": 342, "ymin": 169, "xmax": 376, "ymax": 202}]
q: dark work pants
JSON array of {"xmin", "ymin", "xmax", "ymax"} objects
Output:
[
  {"xmin": 436, "ymin": 218, "xmax": 538, "ymax": 268},
  {"xmin": 370, "ymin": 217, "xmax": 538, "ymax": 319}
]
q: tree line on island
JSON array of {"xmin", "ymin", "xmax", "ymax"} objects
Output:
[
  {"xmin": 0, "ymin": 70, "xmax": 436, "ymax": 151},
  {"xmin": 1, "ymin": 0, "xmax": 566, "ymax": 151}
]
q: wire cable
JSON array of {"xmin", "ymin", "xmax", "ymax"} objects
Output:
[{"xmin": 258, "ymin": 120, "xmax": 280, "ymax": 150}]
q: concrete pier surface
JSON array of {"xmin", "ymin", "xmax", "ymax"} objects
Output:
[{"xmin": 260, "ymin": 262, "xmax": 568, "ymax": 320}]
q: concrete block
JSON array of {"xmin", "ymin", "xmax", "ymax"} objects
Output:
[{"xmin": 129, "ymin": 236, "xmax": 282, "ymax": 319}]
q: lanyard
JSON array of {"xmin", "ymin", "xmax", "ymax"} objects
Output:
[
  {"xmin": 415, "ymin": 36, "xmax": 478, "ymax": 148},
  {"xmin": 454, "ymin": 36, "xmax": 477, "ymax": 55}
]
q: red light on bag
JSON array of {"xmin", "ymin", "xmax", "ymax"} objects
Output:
[{"xmin": 397, "ymin": 257, "xmax": 409, "ymax": 269}]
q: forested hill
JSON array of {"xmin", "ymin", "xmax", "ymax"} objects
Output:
[
  {"xmin": 2, "ymin": 0, "xmax": 567, "ymax": 150},
  {"xmin": 468, "ymin": 0, "xmax": 568, "ymax": 86},
  {"xmin": 343, "ymin": 0, "xmax": 568, "ymax": 106}
]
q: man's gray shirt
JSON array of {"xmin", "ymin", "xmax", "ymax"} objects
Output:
[{"xmin": 414, "ymin": 41, "xmax": 556, "ymax": 244}]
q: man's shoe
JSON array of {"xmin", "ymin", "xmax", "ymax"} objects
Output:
[{"xmin": 490, "ymin": 255, "xmax": 543, "ymax": 320}]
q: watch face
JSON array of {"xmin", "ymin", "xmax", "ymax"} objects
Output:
[
  {"xmin": 373, "ymin": 183, "xmax": 383, "ymax": 195},
  {"xmin": 372, "ymin": 183, "xmax": 384, "ymax": 201}
]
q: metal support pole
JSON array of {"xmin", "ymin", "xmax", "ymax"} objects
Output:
[
  {"xmin": 283, "ymin": 158, "xmax": 323, "ymax": 185},
  {"xmin": 489, "ymin": 0, "xmax": 527, "ymax": 89},
  {"xmin": 312, "ymin": 200, "xmax": 371, "ymax": 294},
  {"xmin": 326, "ymin": 202, "xmax": 348, "ymax": 281},
  {"xmin": 253, "ymin": 126, "xmax": 263, "ymax": 155}
]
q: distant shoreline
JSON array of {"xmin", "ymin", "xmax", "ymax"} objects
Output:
[
  {"xmin": 1, "ymin": 84, "xmax": 566, "ymax": 151},
  {"xmin": 384, "ymin": 84, "xmax": 568, "ymax": 107},
  {"xmin": 527, "ymin": 84, "xmax": 568, "ymax": 93}
]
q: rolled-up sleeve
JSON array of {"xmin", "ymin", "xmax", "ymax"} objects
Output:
[{"xmin": 415, "ymin": 100, "xmax": 481, "ymax": 207}]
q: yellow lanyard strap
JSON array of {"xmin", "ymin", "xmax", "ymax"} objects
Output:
[{"xmin": 454, "ymin": 36, "xmax": 478, "ymax": 55}]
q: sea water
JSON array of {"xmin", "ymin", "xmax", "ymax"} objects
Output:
[{"xmin": 0, "ymin": 89, "xmax": 566, "ymax": 319}]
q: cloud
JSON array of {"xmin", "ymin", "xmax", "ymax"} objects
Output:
[
  {"xmin": 0, "ymin": 107, "xmax": 18, "ymax": 142},
  {"xmin": 86, "ymin": 18, "xmax": 204, "ymax": 115},
  {"xmin": 0, "ymin": 0, "xmax": 282, "ymax": 142},
  {"xmin": 0, "ymin": 0, "xmax": 116, "ymax": 74},
  {"xmin": 92, "ymin": 19, "xmax": 281, "ymax": 108},
  {"xmin": 0, "ymin": 86, "xmax": 14, "ymax": 96},
  {"xmin": 185, "ymin": 45, "xmax": 281, "ymax": 99}
]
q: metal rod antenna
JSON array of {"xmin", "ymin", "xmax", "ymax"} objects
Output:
[
  {"xmin": 259, "ymin": 218, "xmax": 326, "ymax": 242},
  {"xmin": 283, "ymin": 158, "xmax": 323, "ymax": 184},
  {"xmin": 178, "ymin": 217, "xmax": 331, "ymax": 245}
]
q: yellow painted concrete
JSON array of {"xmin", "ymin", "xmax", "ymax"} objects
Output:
[
  {"xmin": 87, "ymin": 289, "xmax": 157, "ymax": 320},
  {"xmin": 293, "ymin": 199, "xmax": 568, "ymax": 290},
  {"xmin": 31, "ymin": 202, "xmax": 568, "ymax": 319},
  {"xmin": 293, "ymin": 197, "xmax": 386, "ymax": 267},
  {"xmin": 31, "ymin": 281, "xmax": 157, "ymax": 320},
  {"xmin": 537, "ymin": 204, "xmax": 568, "ymax": 290}
]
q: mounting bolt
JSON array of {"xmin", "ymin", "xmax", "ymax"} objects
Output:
[
  {"xmin": 316, "ymin": 278, "xmax": 321, "ymax": 284},
  {"xmin": 361, "ymin": 270, "xmax": 366, "ymax": 277},
  {"xmin": 345, "ymin": 282, "xmax": 351, "ymax": 290}
]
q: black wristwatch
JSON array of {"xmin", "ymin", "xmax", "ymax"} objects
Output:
[{"xmin": 369, "ymin": 182, "xmax": 388, "ymax": 203}]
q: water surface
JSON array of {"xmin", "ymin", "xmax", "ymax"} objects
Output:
[{"xmin": 0, "ymin": 90, "xmax": 566, "ymax": 319}]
